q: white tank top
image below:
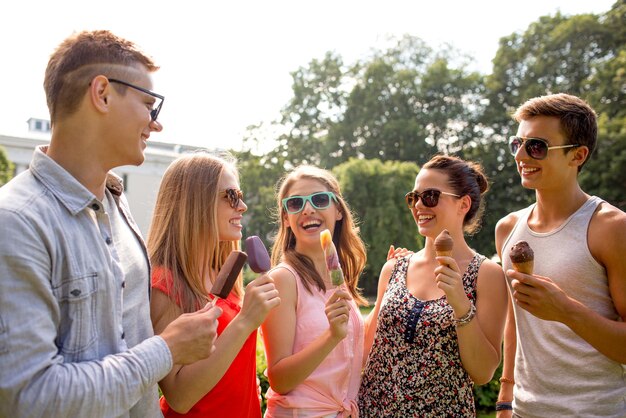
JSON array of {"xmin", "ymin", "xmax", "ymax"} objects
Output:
[{"xmin": 502, "ymin": 196, "xmax": 626, "ymax": 417}]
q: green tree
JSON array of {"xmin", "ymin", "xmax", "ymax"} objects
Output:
[
  {"xmin": 326, "ymin": 35, "xmax": 485, "ymax": 166},
  {"xmin": 234, "ymin": 142, "xmax": 286, "ymax": 248},
  {"xmin": 484, "ymin": 11, "xmax": 611, "ymax": 129},
  {"xmin": 332, "ymin": 158, "xmax": 422, "ymax": 295},
  {"xmin": 0, "ymin": 146, "xmax": 14, "ymax": 187},
  {"xmin": 581, "ymin": 1, "xmax": 626, "ymax": 210},
  {"xmin": 483, "ymin": 1, "xmax": 626, "ymax": 214},
  {"xmin": 260, "ymin": 35, "xmax": 486, "ymax": 169},
  {"xmin": 266, "ymin": 52, "xmax": 349, "ymax": 167}
]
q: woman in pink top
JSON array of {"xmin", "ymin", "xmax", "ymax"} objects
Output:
[{"xmin": 261, "ymin": 165, "xmax": 368, "ymax": 418}]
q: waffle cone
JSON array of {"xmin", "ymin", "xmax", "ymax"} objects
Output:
[{"xmin": 512, "ymin": 260, "xmax": 534, "ymax": 275}]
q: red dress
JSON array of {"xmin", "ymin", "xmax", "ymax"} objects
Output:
[{"xmin": 152, "ymin": 268, "xmax": 261, "ymax": 418}]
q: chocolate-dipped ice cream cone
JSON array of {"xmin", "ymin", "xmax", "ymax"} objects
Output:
[{"xmin": 509, "ymin": 240, "xmax": 534, "ymax": 274}]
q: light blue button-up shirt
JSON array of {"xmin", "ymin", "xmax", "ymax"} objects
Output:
[{"xmin": 0, "ymin": 146, "xmax": 172, "ymax": 417}]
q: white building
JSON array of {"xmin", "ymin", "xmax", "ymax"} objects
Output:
[{"xmin": 0, "ymin": 118, "xmax": 209, "ymax": 236}]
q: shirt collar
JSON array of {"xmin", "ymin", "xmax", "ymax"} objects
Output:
[{"xmin": 30, "ymin": 145, "xmax": 124, "ymax": 216}]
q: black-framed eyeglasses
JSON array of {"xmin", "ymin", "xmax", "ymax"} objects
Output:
[
  {"xmin": 509, "ymin": 136, "xmax": 579, "ymax": 160},
  {"xmin": 219, "ymin": 188, "xmax": 244, "ymax": 209},
  {"xmin": 109, "ymin": 78, "xmax": 164, "ymax": 122},
  {"xmin": 405, "ymin": 189, "xmax": 460, "ymax": 209},
  {"xmin": 282, "ymin": 191, "xmax": 338, "ymax": 214}
]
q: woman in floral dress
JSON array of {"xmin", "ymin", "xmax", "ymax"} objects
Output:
[{"xmin": 358, "ymin": 155, "xmax": 508, "ymax": 417}]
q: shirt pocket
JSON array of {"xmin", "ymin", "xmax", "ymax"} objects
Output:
[{"xmin": 52, "ymin": 273, "xmax": 98, "ymax": 360}]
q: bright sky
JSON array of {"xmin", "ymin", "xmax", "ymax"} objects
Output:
[{"xmin": 0, "ymin": 0, "xmax": 615, "ymax": 151}]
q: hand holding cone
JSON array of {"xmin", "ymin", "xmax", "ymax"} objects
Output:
[{"xmin": 320, "ymin": 229, "xmax": 344, "ymax": 286}]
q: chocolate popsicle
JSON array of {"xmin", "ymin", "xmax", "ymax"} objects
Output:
[
  {"xmin": 211, "ymin": 250, "xmax": 248, "ymax": 303},
  {"xmin": 245, "ymin": 236, "xmax": 271, "ymax": 273}
]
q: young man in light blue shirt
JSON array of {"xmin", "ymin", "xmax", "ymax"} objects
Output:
[{"xmin": 0, "ymin": 30, "xmax": 222, "ymax": 417}]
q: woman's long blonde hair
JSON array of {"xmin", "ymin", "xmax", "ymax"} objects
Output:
[
  {"xmin": 148, "ymin": 151, "xmax": 242, "ymax": 313},
  {"xmin": 271, "ymin": 165, "xmax": 367, "ymax": 306}
]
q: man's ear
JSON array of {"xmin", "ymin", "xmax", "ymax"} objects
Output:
[
  {"xmin": 570, "ymin": 145, "xmax": 589, "ymax": 169},
  {"xmin": 90, "ymin": 75, "xmax": 111, "ymax": 115}
]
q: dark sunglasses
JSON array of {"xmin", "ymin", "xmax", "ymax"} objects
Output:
[
  {"xmin": 282, "ymin": 191, "xmax": 338, "ymax": 214},
  {"xmin": 509, "ymin": 136, "xmax": 579, "ymax": 160},
  {"xmin": 109, "ymin": 78, "xmax": 165, "ymax": 122},
  {"xmin": 405, "ymin": 189, "xmax": 460, "ymax": 209},
  {"xmin": 219, "ymin": 188, "xmax": 243, "ymax": 209}
]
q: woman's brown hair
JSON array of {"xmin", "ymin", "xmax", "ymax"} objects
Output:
[{"xmin": 148, "ymin": 151, "xmax": 242, "ymax": 313}]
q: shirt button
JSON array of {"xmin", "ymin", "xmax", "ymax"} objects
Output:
[
  {"xmin": 121, "ymin": 332, "xmax": 125, "ymax": 340},
  {"xmin": 105, "ymin": 237, "xmax": 112, "ymax": 245},
  {"xmin": 121, "ymin": 281, "xmax": 126, "ymax": 289},
  {"xmin": 91, "ymin": 203, "xmax": 100, "ymax": 211}
]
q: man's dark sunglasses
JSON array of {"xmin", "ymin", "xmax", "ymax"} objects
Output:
[
  {"xmin": 509, "ymin": 136, "xmax": 579, "ymax": 160},
  {"xmin": 109, "ymin": 78, "xmax": 164, "ymax": 122},
  {"xmin": 405, "ymin": 189, "xmax": 460, "ymax": 209},
  {"xmin": 220, "ymin": 188, "xmax": 243, "ymax": 209}
]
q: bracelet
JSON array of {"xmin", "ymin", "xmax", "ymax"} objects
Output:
[
  {"xmin": 499, "ymin": 376, "xmax": 515, "ymax": 384},
  {"xmin": 453, "ymin": 302, "xmax": 476, "ymax": 327},
  {"xmin": 495, "ymin": 401, "xmax": 513, "ymax": 411}
]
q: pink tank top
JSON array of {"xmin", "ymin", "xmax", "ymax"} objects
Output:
[{"xmin": 264, "ymin": 263, "xmax": 364, "ymax": 418}]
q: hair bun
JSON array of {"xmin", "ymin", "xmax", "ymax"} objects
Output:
[{"xmin": 469, "ymin": 162, "xmax": 489, "ymax": 194}]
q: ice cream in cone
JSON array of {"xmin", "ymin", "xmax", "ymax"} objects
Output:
[
  {"xmin": 434, "ymin": 229, "xmax": 454, "ymax": 258},
  {"xmin": 509, "ymin": 240, "xmax": 534, "ymax": 274},
  {"xmin": 434, "ymin": 229, "xmax": 454, "ymax": 267}
]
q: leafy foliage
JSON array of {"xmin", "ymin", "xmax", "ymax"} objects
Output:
[
  {"xmin": 332, "ymin": 158, "xmax": 422, "ymax": 295},
  {"xmin": 233, "ymin": 147, "xmax": 285, "ymax": 248},
  {"xmin": 481, "ymin": 3, "xmax": 626, "ymax": 215},
  {"xmin": 0, "ymin": 146, "xmax": 14, "ymax": 187}
]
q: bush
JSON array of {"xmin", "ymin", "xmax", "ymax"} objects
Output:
[
  {"xmin": 256, "ymin": 337, "xmax": 270, "ymax": 413},
  {"xmin": 0, "ymin": 145, "xmax": 14, "ymax": 187},
  {"xmin": 474, "ymin": 361, "xmax": 502, "ymax": 414}
]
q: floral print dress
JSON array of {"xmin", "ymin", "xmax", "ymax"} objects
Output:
[{"xmin": 358, "ymin": 253, "xmax": 484, "ymax": 417}]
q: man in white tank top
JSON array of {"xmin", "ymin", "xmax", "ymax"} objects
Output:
[{"xmin": 494, "ymin": 93, "xmax": 626, "ymax": 417}]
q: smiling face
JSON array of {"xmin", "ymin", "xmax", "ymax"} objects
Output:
[
  {"xmin": 514, "ymin": 115, "xmax": 579, "ymax": 192},
  {"xmin": 410, "ymin": 168, "xmax": 464, "ymax": 238},
  {"xmin": 282, "ymin": 178, "xmax": 343, "ymax": 254},
  {"xmin": 216, "ymin": 167, "xmax": 247, "ymax": 242},
  {"xmin": 106, "ymin": 70, "xmax": 163, "ymax": 167}
]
